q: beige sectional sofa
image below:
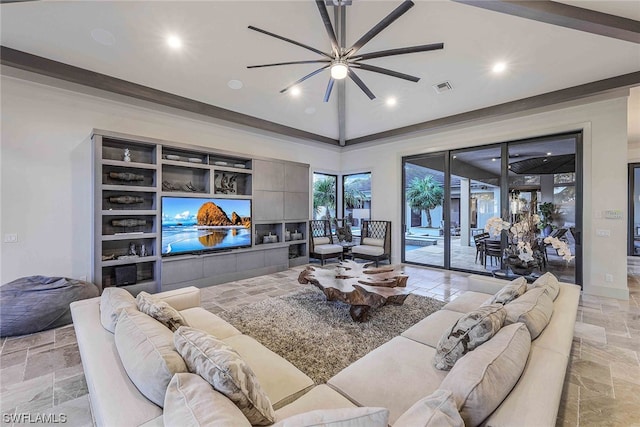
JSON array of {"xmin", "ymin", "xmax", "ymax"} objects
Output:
[{"xmin": 71, "ymin": 272, "xmax": 580, "ymax": 426}]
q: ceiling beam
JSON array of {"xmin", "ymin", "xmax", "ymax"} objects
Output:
[
  {"xmin": 0, "ymin": 46, "xmax": 340, "ymax": 146},
  {"xmin": 453, "ymin": 0, "xmax": 640, "ymax": 44},
  {"xmin": 346, "ymin": 71, "xmax": 640, "ymax": 145}
]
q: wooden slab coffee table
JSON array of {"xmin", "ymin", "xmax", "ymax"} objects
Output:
[{"xmin": 298, "ymin": 260, "xmax": 410, "ymax": 322}]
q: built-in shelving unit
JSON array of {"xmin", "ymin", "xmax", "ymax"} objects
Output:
[{"xmin": 93, "ymin": 130, "xmax": 309, "ymax": 294}]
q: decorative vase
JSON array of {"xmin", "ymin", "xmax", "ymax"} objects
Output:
[{"xmin": 506, "ymin": 255, "xmax": 535, "ymax": 275}]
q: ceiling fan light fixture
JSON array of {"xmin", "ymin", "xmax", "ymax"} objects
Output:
[{"xmin": 330, "ymin": 61, "xmax": 349, "ymax": 80}]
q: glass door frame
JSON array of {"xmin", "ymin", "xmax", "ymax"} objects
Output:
[
  {"xmin": 401, "ymin": 131, "xmax": 583, "ymax": 286},
  {"xmin": 629, "ymin": 163, "xmax": 640, "ymax": 256}
]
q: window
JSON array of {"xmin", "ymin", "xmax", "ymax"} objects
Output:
[
  {"xmin": 312, "ymin": 172, "xmax": 337, "ymax": 220},
  {"xmin": 343, "ymin": 172, "xmax": 371, "ymax": 233}
]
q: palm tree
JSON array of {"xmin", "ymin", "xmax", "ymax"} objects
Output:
[
  {"xmin": 313, "ymin": 177, "xmax": 336, "ymax": 220},
  {"xmin": 344, "ymin": 181, "xmax": 367, "ymax": 210},
  {"xmin": 406, "ymin": 175, "xmax": 444, "ymax": 228}
]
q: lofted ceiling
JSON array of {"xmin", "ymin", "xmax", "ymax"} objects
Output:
[{"xmin": 1, "ymin": 0, "xmax": 639, "ymax": 146}]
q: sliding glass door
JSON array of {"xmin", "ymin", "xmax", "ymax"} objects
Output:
[
  {"xmin": 403, "ymin": 154, "xmax": 446, "ymax": 267},
  {"xmin": 449, "ymin": 145, "xmax": 502, "ymax": 272},
  {"xmin": 401, "ymin": 132, "xmax": 582, "ymax": 285},
  {"xmin": 629, "ymin": 164, "xmax": 640, "ymax": 256}
]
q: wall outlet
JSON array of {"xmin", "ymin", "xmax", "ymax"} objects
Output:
[
  {"xmin": 596, "ymin": 229, "xmax": 610, "ymax": 237},
  {"xmin": 3, "ymin": 234, "xmax": 18, "ymax": 243},
  {"xmin": 605, "ymin": 274, "xmax": 614, "ymax": 283}
]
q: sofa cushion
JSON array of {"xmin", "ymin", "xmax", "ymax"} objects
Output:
[
  {"xmin": 394, "ymin": 389, "xmax": 464, "ymax": 427},
  {"xmin": 439, "ymin": 323, "xmax": 531, "ymax": 427},
  {"xmin": 163, "ymin": 373, "xmax": 251, "ymax": 427},
  {"xmin": 485, "ymin": 277, "xmax": 527, "ymax": 305},
  {"xmin": 136, "ymin": 291, "xmax": 188, "ymax": 332},
  {"xmin": 174, "ymin": 326, "xmax": 275, "ymax": 426},
  {"xmin": 527, "ymin": 272, "xmax": 560, "ymax": 300},
  {"xmin": 442, "ymin": 291, "xmax": 491, "ymax": 313},
  {"xmin": 328, "ymin": 336, "xmax": 447, "ymax": 424},
  {"xmin": 100, "ymin": 287, "xmax": 136, "ymax": 333},
  {"xmin": 275, "ymin": 385, "xmax": 357, "ymax": 421},
  {"xmin": 314, "ymin": 237, "xmax": 331, "ymax": 245},
  {"xmin": 504, "ymin": 287, "xmax": 554, "ymax": 339},
  {"xmin": 314, "ymin": 244, "xmax": 344, "ymax": 255},
  {"xmin": 273, "ymin": 407, "xmax": 389, "ymax": 427},
  {"xmin": 401, "ymin": 309, "xmax": 465, "ymax": 348},
  {"xmin": 531, "ymin": 283, "xmax": 580, "ymax": 357},
  {"xmin": 222, "ymin": 334, "xmax": 314, "ymax": 409},
  {"xmin": 362, "ymin": 237, "xmax": 385, "ymax": 247},
  {"xmin": 434, "ymin": 304, "xmax": 506, "ymax": 370},
  {"xmin": 114, "ymin": 308, "xmax": 188, "ymax": 407},
  {"xmin": 179, "ymin": 307, "xmax": 241, "ymax": 340},
  {"xmin": 351, "ymin": 245, "xmax": 384, "ymax": 256}
]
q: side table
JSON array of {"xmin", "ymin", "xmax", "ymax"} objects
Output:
[{"xmin": 339, "ymin": 242, "xmax": 357, "ymax": 260}]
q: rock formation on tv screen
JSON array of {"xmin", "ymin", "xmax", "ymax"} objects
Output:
[
  {"xmin": 231, "ymin": 212, "xmax": 252, "ymax": 228},
  {"xmin": 197, "ymin": 202, "xmax": 232, "ymax": 226}
]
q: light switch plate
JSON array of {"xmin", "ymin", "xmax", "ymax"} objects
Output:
[{"xmin": 4, "ymin": 234, "xmax": 18, "ymax": 243}]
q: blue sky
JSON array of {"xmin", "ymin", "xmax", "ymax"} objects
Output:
[{"xmin": 162, "ymin": 197, "xmax": 250, "ymax": 224}]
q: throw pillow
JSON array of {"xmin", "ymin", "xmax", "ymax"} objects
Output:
[
  {"xmin": 136, "ymin": 291, "xmax": 188, "ymax": 332},
  {"xmin": 394, "ymin": 389, "xmax": 464, "ymax": 427},
  {"xmin": 273, "ymin": 407, "xmax": 389, "ymax": 427},
  {"xmin": 527, "ymin": 272, "xmax": 560, "ymax": 300},
  {"xmin": 434, "ymin": 304, "xmax": 506, "ymax": 371},
  {"xmin": 174, "ymin": 326, "xmax": 276, "ymax": 426},
  {"xmin": 485, "ymin": 277, "xmax": 527, "ymax": 305},
  {"xmin": 164, "ymin": 373, "xmax": 251, "ymax": 427},
  {"xmin": 439, "ymin": 323, "xmax": 531, "ymax": 427},
  {"xmin": 100, "ymin": 287, "xmax": 136, "ymax": 333},
  {"xmin": 504, "ymin": 287, "xmax": 554, "ymax": 339},
  {"xmin": 114, "ymin": 308, "xmax": 188, "ymax": 407}
]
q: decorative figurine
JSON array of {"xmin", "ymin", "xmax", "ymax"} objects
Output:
[
  {"xmin": 123, "ymin": 148, "xmax": 131, "ymax": 162},
  {"xmin": 128, "ymin": 242, "xmax": 137, "ymax": 256},
  {"xmin": 140, "ymin": 244, "xmax": 148, "ymax": 257}
]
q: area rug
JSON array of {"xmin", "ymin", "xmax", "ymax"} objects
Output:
[{"xmin": 218, "ymin": 287, "xmax": 445, "ymax": 383}]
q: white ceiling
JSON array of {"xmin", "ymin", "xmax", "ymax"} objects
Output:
[{"xmin": 1, "ymin": 0, "xmax": 639, "ymax": 142}]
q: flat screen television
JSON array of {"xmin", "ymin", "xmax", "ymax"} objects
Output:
[{"xmin": 161, "ymin": 197, "xmax": 252, "ymax": 256}]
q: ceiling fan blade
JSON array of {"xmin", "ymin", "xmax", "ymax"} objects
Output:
[
  {"xmin": 248, "ymin": 25, "xmax": 333, "ymax": 59},
  {"xmin": 352, "ymin": 43, "xmax": 444, "ymax": 61},
  {"xmin": 279, "ymin": 65, "xmax": 330, "ymax": 93},
  {"xmin": 323, "ymin": 78, "xmax": 335, "ymax": 102},
  {"xmin": 347, "ymin": 0, "xmax": 414, "ymax": 57},
  {"xmin": 352, "ymin": 63, "xmax": 420, "ymax": 82},
  {"xmin": 315, "ymin": 0, "xmax": 341, "ymax": 56},
  {"xmin": 248, "ymin": 59, "xmax": 331, "ymax": 69},
  {"xmin": 348, "ymin": 69, "xmax": 375, "ymax": 100}
]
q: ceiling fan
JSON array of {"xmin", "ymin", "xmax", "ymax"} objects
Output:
[{"xmin": 247, "ymin": 0, "xmax": 444, "ymax": 103}]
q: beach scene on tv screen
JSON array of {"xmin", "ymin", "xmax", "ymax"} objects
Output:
[{"xmin": 162, "ymin": 197, "xmax": 251, "ymax": 254}]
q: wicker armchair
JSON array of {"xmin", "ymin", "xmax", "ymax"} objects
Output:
[
  {"xmin": 351, "ymin": 220, "xmax": 391, "ymax": 267},
  {"xmin": 309, "ymin": 220, "xmax": 343, "ymax": 266}
]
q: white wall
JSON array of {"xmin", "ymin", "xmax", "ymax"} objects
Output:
[
  {"xmin": 0, "ymin": 75, "xmax": 340, "ymax": 283},
  {"xmin": 342, "ymin": 94, "xmax": 630, "ymax": 299}
]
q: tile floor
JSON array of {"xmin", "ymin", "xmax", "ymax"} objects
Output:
[{"xmin": 1, "ymin": 262, "xmax": 638, "ymax": 426}]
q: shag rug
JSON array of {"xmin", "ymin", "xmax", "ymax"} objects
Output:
[{"xmin": 218, "ymin": 287, "xmax": 445, "ymax": 383}]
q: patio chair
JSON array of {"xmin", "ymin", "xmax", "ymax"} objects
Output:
[
  {"xmin": 351, "ymin": 220, "xmax": 391, "ymax": 267},
  {"xmin": 473, "ymin": 232, "xmax": 490, "ymax": 263},
  {"xmin": 309, "ymin": 220, "xmax": 343, "ymax": 266},
  {"xmin": 483, "ymin": 239, "xmax": 503, "ymax": 267}
]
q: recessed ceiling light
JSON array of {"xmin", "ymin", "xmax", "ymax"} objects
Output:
[
  {"xmin": 290, "ymin": 86, "xmax": 301, "ymax": 97},
  {"xmin": 546, "ymin": 152, "xmax": 552, "ymax": 155},
  {"xmin": 492, "ymin": 62, "xmax": 507, "ymax": 73},
  {"xmin": 166, "ymin": 34, "xmax": 182, "ymax": 49},
  {"xmin": 453, "ymin": 155, "xmax": 457, "ymax": 159},
  {"xmin": 305, "ymin": 107, "xmax": 316, "ymax": 115},
  {"xmin": 91, "ymin": 28, "xmax": 115, "ymax": 46},
  {"xmin": 491, "ymin": 158, "xmax": 497, "ymax": 162},
  {"xmin": 227, "ymin": 80, "xmax": 243, "ymax": 90},
  {"xmin": 386, "ymin": 97, "xmax": 397, "ymax": 107}
]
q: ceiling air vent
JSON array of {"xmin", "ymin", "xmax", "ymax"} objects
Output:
[{"xmin": 433, "ymin": 81, "xmax": 453, "ymax": 94}]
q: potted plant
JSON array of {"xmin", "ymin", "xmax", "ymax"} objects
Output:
[{"xmin": 538, "ymin": 202, "xmax": 555, "ymax": 237}]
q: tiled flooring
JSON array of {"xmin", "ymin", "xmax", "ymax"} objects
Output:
[{"xmin": 1, "ymin": 262, "xmax": 638, "ymax": 426}]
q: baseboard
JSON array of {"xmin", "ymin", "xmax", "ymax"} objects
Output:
[{"xmin": 583, "ymin": 284, "xmax": 629, "ymax": 300}]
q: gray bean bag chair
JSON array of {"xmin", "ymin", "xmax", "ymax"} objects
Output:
[{"xmin": 0, "ymin": 276, "xmax": 99, "ymax": 337}]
